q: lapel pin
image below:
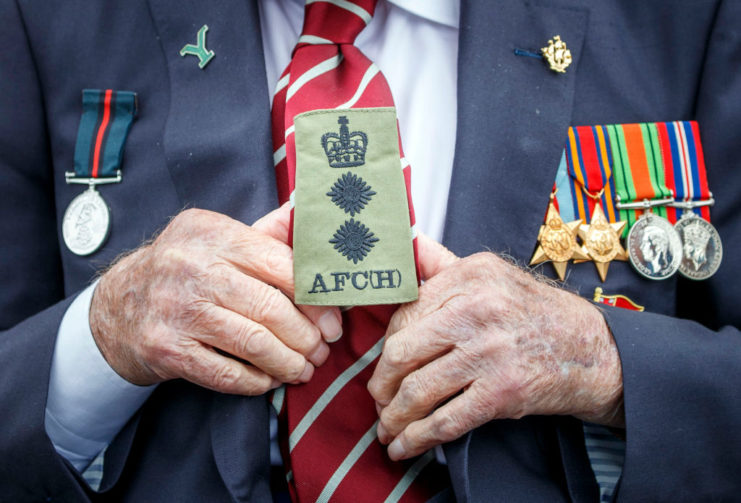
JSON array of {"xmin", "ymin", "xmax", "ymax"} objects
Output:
[
  {"xmin": 180, "ymin": 25, "xmax": 215, "ymax": 69},
  {"xmin": 541, "ymin": 35, "xmax": 572, "ymax": 73},
  {"xmin": 593, "ymin": 287, "xmax": 645, "ymax": 312}
]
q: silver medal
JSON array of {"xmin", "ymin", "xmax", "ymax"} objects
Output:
[
  {"xmin": 626, "ymin": 212, "xmax": 682, "ymax": 280},
  {"xmin": 674, "ymin": 212, "xmax": 723, "ymax": 280},
  {"xmin": 62, "ymin": 186, "xmax": 110, "ymax": 256}
]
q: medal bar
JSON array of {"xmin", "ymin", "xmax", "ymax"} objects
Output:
[
  {"xmin": 63, "ymin": 89, "xmax": 137, "ymax": 256},
  {"xmin": 537, "ymin": 120, "xmax": 721, "ymax": 284},
  {"xmin": 65, "ymin": 170, "xmax": 122, "ymax": 186}
]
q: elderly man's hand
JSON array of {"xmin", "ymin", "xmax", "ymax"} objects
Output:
[
  {"xmin": 368, "ymin": 236, "xmax": 623, "ymax": 461},
  {"xmin": 89, "ymin": 204, "xmax": 342, "ymax": 395}
]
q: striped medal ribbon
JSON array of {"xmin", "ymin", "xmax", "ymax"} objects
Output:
[
  {"xmin": 656, "ymin": 121, "xmax": 711, "ymax": 223},
  {"xmin": 609, "ymin": 123, "xmax": 684, "ymax": 280},
  {"xmin": 270, "ymin": 1, "xmax": 448, "ymax": 501},
  {"xmin": 560, "ymin": 126, "xmax": 619, "ymax": 225},
  {"xmin": 63, "ymin": 89, "xmax": 137, "ymax": 256},
  {"xmin": 656, "ymin": 121, "xmax": 722, "ymax": 279},
  {"xmin": 558, "ymin": 126, "xmax": 627, "ymax": 282}
]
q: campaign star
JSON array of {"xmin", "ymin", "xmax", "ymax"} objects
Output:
[
  {"xmin": 577, "ymin": 202, "xmax": 628, "ymax": 282},
  {"xmin": 530, "ymin": 200, "xmax": 588, "ymax": 281}
]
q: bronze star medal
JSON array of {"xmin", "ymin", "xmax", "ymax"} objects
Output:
[
  {"xmin": 530, "ymin": 198, "xmax": 588, "ymax": 281},
  {"xmin": 577, "ymin": 202, "xmax": 628, "ymax": 282}
]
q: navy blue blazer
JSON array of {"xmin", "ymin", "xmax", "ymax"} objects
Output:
[{"xmin": 1, "ymin": 0, "xmax": 740, "ymax": 501}]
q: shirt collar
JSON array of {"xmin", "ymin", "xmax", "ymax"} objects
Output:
[
  {"xmin": 287, "ymin": 0, "xmax": 460, "ymax": 29},
  {"xmin": 389, "ymin": 0, "xmax": 459, "ymax": 28}
]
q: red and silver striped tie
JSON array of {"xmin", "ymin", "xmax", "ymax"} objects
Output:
[{"xmin": 270, "ymin": 1, "xmax": 448, "ymax": 501}]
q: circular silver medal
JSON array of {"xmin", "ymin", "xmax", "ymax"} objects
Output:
[
  {"xmin": 626, "ymin": 212, "xmax": 682, "ymax": 280},
  {"xmin": 674, "ymin": 213, "xmax": 723, "ymax": 280},
  {"xmin": 62, "ymin": 187, "xmax": 110, "ymax": 256}
]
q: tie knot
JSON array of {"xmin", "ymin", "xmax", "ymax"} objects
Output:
[{"xmin": 298, "ymin": 0, "xmax": 377, "ymax": 46}]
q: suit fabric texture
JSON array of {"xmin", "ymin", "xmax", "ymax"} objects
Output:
[{"xmin": 1, "ymin": 0, "xmax": 740, "ymax": 501}]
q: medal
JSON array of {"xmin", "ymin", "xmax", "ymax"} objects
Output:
[
  {"xmin": 62, "ymin": 184, "xmax": 111, "ymax": 256},
  {"xmin": 610, "ymin": 122, "xmax": 689, "ymax": 280},
  {"xmin": 530, "ymin": 191, "xmax": 588, "ymax": 281},
  {"xmin": 577, "ymin": 201, "xmax": 628, "ymax": 282},
  {"xmin": 674, "ymin": 210, "xmax": 723, "ymax": 280},
  {"xmin": 64, "ymin": 89, "xmax": 137, "ymax": 256},
  {"xmin": 660, "ymin": 121, "xmax": 722, "ymax": 280},
  {"xmin": 625, "ymin": 210, "xmax": 682, "ymax": 280},
  {"xmin": 558, "ymin": 126, "xmax": 626, "ymax": 282},
  {"xmin": 548, "ymin": 120, "xmax": 721, "ymax": 283}
]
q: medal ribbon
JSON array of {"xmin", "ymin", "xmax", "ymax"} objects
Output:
[
  {"xmin": 72, "ymin": 89, "xmax": 137, "ymax": 179},
  {"xmin": 609, "ymin": 122, "xmax": 675, "ymax": 233},
  {"xmin": 557, "ymin": 125, "xmax": 619, "ymax": 224},
  {"xmin": 656, "ymin": 121, "xmax": 712, "ymax": 222}
]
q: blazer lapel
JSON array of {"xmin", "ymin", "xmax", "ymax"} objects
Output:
[
  {"xmin": 209, "ymin": 393, "xmax": 273, "ymax": 502},
  {"xmin": 146, "ymin": 1, "xmax": 277, "ymax": 499},
  {"xmin": 146, "ymin": 0, "xmax": 278, "ymax": 223},
  {"xmin": 443, "ymin": 1, "xmax": 593, "ymax": 501},
  {"xmin": 443, "ymin": 433, "xmax": 473, "ymax": 502},
  {"xmin": 443, "ymin": 0, "xmax": 588, "ymax": 262},
  {"xmin": 558, "ymin": 417, "xmax": 602, "ymax": 503}
]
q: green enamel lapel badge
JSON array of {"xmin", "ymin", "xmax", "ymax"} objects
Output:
[
  {"xmin": 293, "ymin": 108, "xmax": 418, "ymax": 306},
  {"xmin": 180, "ymin": 25, "xmax": 214, "ymax": 69}
]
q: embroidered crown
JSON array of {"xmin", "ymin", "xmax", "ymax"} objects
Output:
[{"xmin": 321, "ymin": 116, "xmax": 368, "ymax": 168}]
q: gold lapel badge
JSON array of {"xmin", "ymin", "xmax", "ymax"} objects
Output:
[{"xmin": 541, "ymin": 35, "xmax": 572, "ymax": 73}]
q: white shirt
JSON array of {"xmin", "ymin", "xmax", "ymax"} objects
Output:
[{"xmin": 46, "ymin": 0, "xmax": 460, "ymax": 472}]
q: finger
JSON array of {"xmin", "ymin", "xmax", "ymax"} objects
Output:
[
  {"xmin": 299, "ymin": 305, "xmax": 343, "ymax": 343},
  {"xmin": 171, "ymin": 340, "xmax": 282, "ymax": 396},
  {"xmin": 377, "ymin": 352, "xmax": 473, "ymax": 444},
  {"xmin": 196, "ymin": 305, "xmax": 315, "ymax": 384},
  {"xmin": 167, "ymin": 209, "xmax": 293, "ymax": 289},
  {"xmin": 386, "ymin": 271, "xmax": 467, "ymax": 338},
  {"xmin": 386, "ymin": 385, "xmax": 489, "ymax": 461},
  {"xmin": 209, "ymin": 268, "xmax": 329, "ymax": 365},
  {"xmin": 251, "ymin": 202, "xmax": 291, "ymax": 244},
  {"xmin": 417, "ymin": 232, "xmax": 458, "ymax": 281},
  {"xmin": 368, "ymin": 316, "xmax": 455, "ymax": 406},
  {"xmin": 222, "ymin": 227, "xmax": 296, "ymax": 294},
  {"xmin": 243, "ymin": 202, "xmax": 342, "ymax": 342}
]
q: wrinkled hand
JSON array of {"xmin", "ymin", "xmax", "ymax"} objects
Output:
[
  {"xmin": 368, "ymin": 236, "xmax": 623, "ymax": 461},
  {"xmin": 90, "ymin": 204, "xmax": 343, "ymax": 395}
]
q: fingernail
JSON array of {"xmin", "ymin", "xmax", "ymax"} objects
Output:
[
  {"xmin": 377, "ymin": 423, "xmax": 390, "ymax": 444},
  {"xmin": 388, "ymin": 438, "xmax": 406, "ymax": 460},
  {"xmin": 271, "ymin": 379, "xmax": 282, "ymax": 389},
  {"xmin": 309, "ymin": 343, "xmax": 330, "ymax": 366},
  {"xmin": 318, "ymin": 310, "xmax": 343, "ymax": 343},
  {"xmin": 298, "ymin": 362, "xmax": 314, "ymax": 383}
]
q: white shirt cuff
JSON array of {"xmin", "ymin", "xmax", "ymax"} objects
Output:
[{"xmin": 45, "ymin": 281, "xmax": 157, "ymax": 472}]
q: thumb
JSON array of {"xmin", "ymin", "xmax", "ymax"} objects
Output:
[
  {"xmin": 251, "ymin": 202, "xmax": 291, "ymax": 244},
  {"xmin": 417, "ymin": 232, "xmax": 458, "ymax": 281},
  {"xmin": 252, "ymin": 203, "xmax": 344, "ymax": 343}
]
